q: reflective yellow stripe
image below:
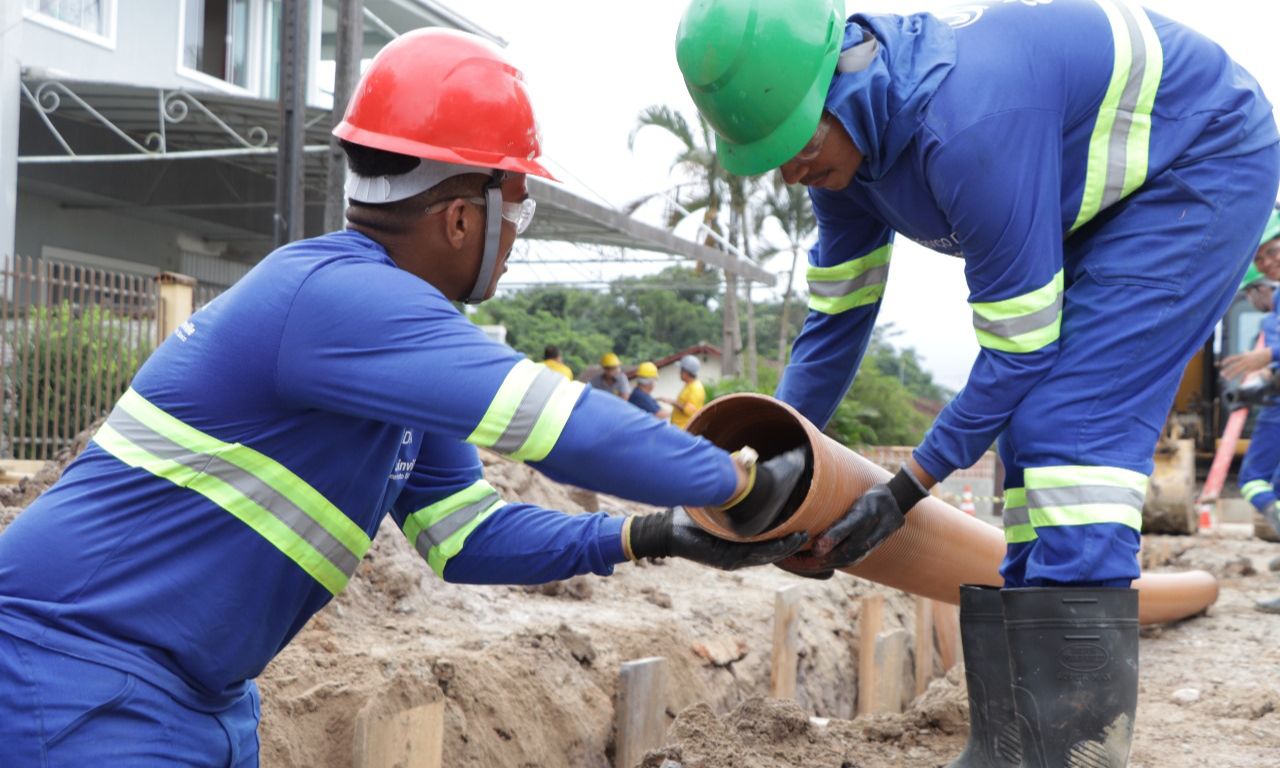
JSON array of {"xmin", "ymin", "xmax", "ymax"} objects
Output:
[
  {"xmin": 1025, "ymin": 465, "xmax": 1146, "ymax": 532},
  {"xmin": 468, "ymin": 359, "xmax": 586, "ymax": 462},
  {"xmin": 403, "ymin": 480, "xmax": 505, "ymax": 577},
  {"xmin": 1242, "ymin": 479, "xmax": 1273, "ymax": 502},
  {"xmin": 1070, "ymin": 0, "xmax": 1163, "ymax": 232},
  {"xmin": 971, "ymin": 270, "xmax": 1064, "ymax": 354},
  {"xmin": 93, "ymin": 391, "xmax": 370, "ymax": 595},
  {"xmin": 807, "ymin": 245, "xmax": 891, "ymax": 315},
  {"xmin": 1002, "ymin": 487, "xmax": 1037, "ymax": 544}
]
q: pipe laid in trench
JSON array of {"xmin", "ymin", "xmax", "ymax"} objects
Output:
[{"xmin": 685, "ymin": 393, "xmax": 1218, "ymax": 626}]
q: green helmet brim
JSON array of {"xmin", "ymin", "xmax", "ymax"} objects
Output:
[
  {"xmin": 1260, "ymin": 209, "xmax": 1280, "ymax": 249},
  {"xmin": 714, "ymin": 44, "xmax": 842, "ymax": 177}
]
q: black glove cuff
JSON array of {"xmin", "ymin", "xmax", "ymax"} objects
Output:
[
  {"xmin": 629, "ymin": 509, "xmax": 674, "ymax": 559},
  {"xmin": 886, "ymin": 465, "xmax": 928, "ymax": 515}
]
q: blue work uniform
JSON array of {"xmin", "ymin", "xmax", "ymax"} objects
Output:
[
  {"xmin": 775, "ymin": 0, "xmax": 1280, "ymax": 586},
  {"xmin": 1238, "ymin": 310, "xmax": 1280, "ymax": 511},
  {"xmin": 628, "ymin": 386, "xmax": 662, "ymax": 415},
  {"xmin": 0, "ymin": 229, "xmax": 739, "ymax": 764}
]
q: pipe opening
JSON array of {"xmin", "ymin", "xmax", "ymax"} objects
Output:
[{"xmin": 688, "ymin": 395, "xmax": 813, "ymax": 538}]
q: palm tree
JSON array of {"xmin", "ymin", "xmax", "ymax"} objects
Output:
[
  {"xmin": 757, "ymin": 172, "xmax": 817, "ymax": 364},
  {"xmin": 726, "ymin": 172, "xmax": 764, "ymax": 385},
  {"xmin": 628, "ymin": 105, "xmax": 743, "ymax": 376}
]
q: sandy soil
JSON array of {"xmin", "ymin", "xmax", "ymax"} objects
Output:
[{"xmin": 4, "ymin": 447, "xmax": 1279, "ymax": 767}]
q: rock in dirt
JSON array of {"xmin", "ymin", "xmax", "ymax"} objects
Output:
[
  {"xmin": 909, "ymin": 664, "xmax": 970, "ymax": 735},
  {"xmin": 691, "ymin": 635, "xmax": 748, "ymax": 667},
  {"xmin": 524, "ymin": 575, "xmax": 594, "ymax": 600},
  {"xmin": 1172, "ymin": 688, "xmax": 1201, "ymax": 705}
]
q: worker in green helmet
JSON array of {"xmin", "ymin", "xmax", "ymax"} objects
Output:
[
  {"xmin": 677, "ymin": 0, "xmax": 1280, "ymax": 766},
  {"xmin": 1222, "ymin": 211, "xmax": 1280, "ymax": 560}
]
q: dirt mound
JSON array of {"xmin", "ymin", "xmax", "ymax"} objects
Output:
[
  {"xmin": 639, "ymin": 673, "xmax": 970, "ymax": 768},
  {"xmin": 6, "ymin": 436, "xmax": 1280, "ymax": 767}
]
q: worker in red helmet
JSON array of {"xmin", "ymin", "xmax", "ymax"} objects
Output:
[{"xmin": 0, "ymin": 29, "xmax": 809, "ymax": 764}]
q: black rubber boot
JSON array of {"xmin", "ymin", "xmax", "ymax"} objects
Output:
[
  {"xmin": 1255, "ymin": 502, "xmax": 1280, "ymax": 543},
  {"xmin": 946, "ymin": 586, "xmax": 1022, "ymax": 767},
  {"xmin": 1002, "ymin": 588, "xmax": 1139, "ymax": 768}
]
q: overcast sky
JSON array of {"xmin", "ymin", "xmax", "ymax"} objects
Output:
[{"xmin": 460, "ymin": 0, "xmax": 1280, "ymax": 390}]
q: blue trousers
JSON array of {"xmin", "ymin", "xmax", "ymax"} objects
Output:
[
  {"xmin": 1000, "ymin": 142, "xmax": 1280, "ymax": 587},
  {"xmin": 0, "ymin": 630, "xmax": 260, "ymax": 767},
  {"xmin": 1239, "ymin": 404, "xmax": 1280, "ymax": 511}
]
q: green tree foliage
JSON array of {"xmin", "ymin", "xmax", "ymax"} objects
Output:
[
  {"xmin": 5, "ymin": 301, "xmax": 152, "ymax": 458},
  {"xmin": 472, "ymin": 267, "xmax": 721, "ymax": 373},
  {"xmin": 477, "ymin": 276, "xmax": 952, "ymax": 448}
]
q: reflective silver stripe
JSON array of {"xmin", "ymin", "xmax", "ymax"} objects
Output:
[
  {"xmin": 105, "ymin": 407, "xmax": 361, "ymax": 577},
  {"xmin": 1026, "ymin": 485, "xmax": 1145, "ymax": 510},
  {"xmin": 1003, "ymin": 504, "xmax": 1031, "ymax": 528},
  {"xmin": 491, "ymin": 366, "xmax": 564, "ymax": 455},
  {"xmin": 1101, "ymin": 0, "xmax": 1150, "ymax": 209},
  {"xmin": 413, "ymin": 492, "xmax": 501, "ymax": 558},
  {"xmin": 972, "ymin": 294, "xmax": 1062, "ymax": 340},
  {"xmin": 809, "ymin": 263, "xmax": 890, "ymax": 298}
]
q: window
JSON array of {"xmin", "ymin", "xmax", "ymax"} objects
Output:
[
  {"xmin": 24, "ymin": 0, "xmax": 112, "ymax": 39},
  {"xmin": 183, "ymin": 0, "xmax": 252, "ymax": 88}
]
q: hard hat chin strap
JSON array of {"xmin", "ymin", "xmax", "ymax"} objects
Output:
[{"xmin": 465, "ymin": 172, "xmax": 507, "ymax": 305}]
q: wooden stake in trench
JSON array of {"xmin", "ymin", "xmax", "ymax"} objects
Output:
[
  {"xmin": 615, "ymin": 656, "xmax": 669, "ymax": 768},
  {"xmin": 353, "ymin": 698, "xmax": 444, "ymax": 768},
  {"xmin": 770, "ymin": 584, "xmax": 804, "ymax": 699},
  {"xmin": 914, "ymin": 596, "xmax": 936, "ymax": 697},
  {"xmin": 932, "ymin": 599, "xmax": 962, "ymax": 673}
]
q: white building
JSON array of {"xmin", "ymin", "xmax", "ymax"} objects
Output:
[{"xmin": 0, "ymin": 0, "xmax": 770, "ymax": 290}]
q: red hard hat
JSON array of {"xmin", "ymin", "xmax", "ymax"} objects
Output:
[{"xmin": 333, "ymin": 28, "xmax": 556, "ymax": 180}]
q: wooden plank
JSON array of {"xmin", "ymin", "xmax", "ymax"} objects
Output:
[
  {"xmin": 616, "ymin": 656, "xmax": 669, "ymax": 768},
  {"xmin": 770, "ymin": 584, "xmax": 804, "ymax": 699},
  {"xmin": 872, "ymin": 629, "xmax": 909, "ymax": 714},
  {"xmin": 914, "ymin": 596, "xmax": 935, "ymax": 697},
  {"xmin": 932, "ymin": 600, "xmax": 962, "ymax": 672},
  {"xmin": 353, "ymin": 699, "xmax": 444, "ymax": 768},
  {"xmin": 856, "ymin": 594, "xmax": 886, "ymax": 716}
]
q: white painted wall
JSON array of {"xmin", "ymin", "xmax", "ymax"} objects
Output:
[{"xmin": 0, "ymin": 0, "xmax": 21, "ymax": 258}]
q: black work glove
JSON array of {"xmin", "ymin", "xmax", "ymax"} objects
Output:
[
  {"xmin": 721, "ymin": 446, "xmax": 810, "ymax": 537},
  {"xmin": 627, "ymin": 507, "xmax": 810, "ymax": 571},
  {"xmin": 778, "ymin": 465, "xmax": 928, "ymax": 579}
]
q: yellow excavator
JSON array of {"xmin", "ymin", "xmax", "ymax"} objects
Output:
[{"xmin": 1145, "ymin": 282, "xmax": 1270, "ymax": 533}]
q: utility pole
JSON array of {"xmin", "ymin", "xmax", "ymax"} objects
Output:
[
  {"xmin": 0, "ymin": 0, "xmax": 23, "ymax": 260},
  {"xmin": 324, "ymin": 0, "xmax": 364, "ymax": 232},
  {"xmin": 275, "ymin": 0, "xmax": 308, "ymax": 247}
]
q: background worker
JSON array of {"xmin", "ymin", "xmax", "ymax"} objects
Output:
[
  {"xmin": 541, "ymin": 344, "xmax": 573, "ymax": 380},
  {"xmin": 659, "ymin": 355, "xmax": 706, "ymax": 430},
  {"xmin": 0, "ymin": 30, "xmax": 810, "ymax": 765},
  {"xmin": 677, "ymin": 0, "xmax": 1280, "ymax": 764},
  {"xmin": 629, "ymin": 361, "xmax": 671, "ymax": 419},
  {"xmin": 590, "ymin": 352, "xmax": 632, "ymax": 398},
  {"xmin": 1222, "ymin": 212, "xmax": 1280, "ymax": 544}
]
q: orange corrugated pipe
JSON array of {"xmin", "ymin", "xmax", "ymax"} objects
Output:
[{"xmin": 685, "ymin": 393, "xmax": 1217, "ymax": 625}]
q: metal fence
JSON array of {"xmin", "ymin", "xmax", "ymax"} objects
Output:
[{"xmin": 1, "ymin": 256, "xmax": 160, "ymax": 460}]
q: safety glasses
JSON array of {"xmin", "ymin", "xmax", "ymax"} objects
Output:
[
  {"xmin": 791, "ymin": 116, "xmax": 831, "ymax": 164},
  {"xmin": 425, "ymin": 196, "xmax": 537, "ymax": 235}
]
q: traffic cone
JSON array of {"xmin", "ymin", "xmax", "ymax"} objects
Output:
[
  {"xmin": 1197, "ymin": 503, "xmax": 1213, "ymax": 532},
  {"xmin": 960, "ymin": 485, "xmax": 976, "ymax": 516}
]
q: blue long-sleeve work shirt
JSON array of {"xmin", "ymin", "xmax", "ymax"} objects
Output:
[
  {"xmin": 776, "ymin": 0, "xmax": 1277, "ymax": 480},
  {"xmin": 0, "ymin": 230, "xmax": 738, "ymax": 710}
]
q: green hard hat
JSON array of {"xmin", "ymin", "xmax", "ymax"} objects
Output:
[
  {"xmin": 676, "ymin": 0, "xmax": 846, "ymax": 176},
  {"xmin": 1240, "ymin": 263, "xmax": 1266, "ymax": 291},
  {"xmin": 1261, "ymin": 208, "xmax": 1280, "ymax": 249}
]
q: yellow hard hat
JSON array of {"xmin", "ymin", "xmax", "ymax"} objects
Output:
[
  {"xmin": 637, "ymin": 361, "xmax": 659, "ymax": 379},
  {"xmin": 601, "ymin": 352, "xmax": 621, "ymax": 368}
]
